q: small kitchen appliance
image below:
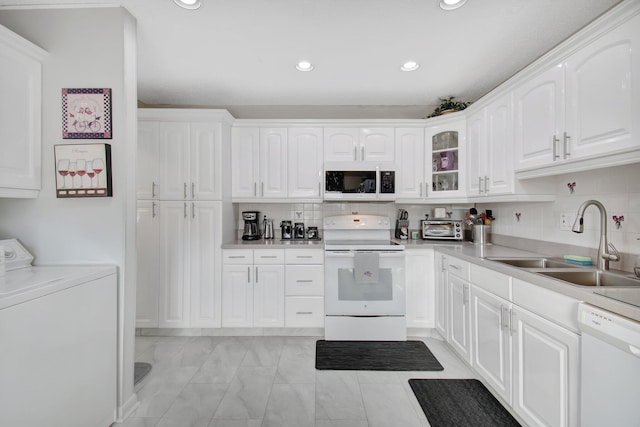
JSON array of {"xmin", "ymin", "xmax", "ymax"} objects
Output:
[
  {"xmin": 306, "ymin": 226, "xmax": 320, "ymax": 240},
  {"xmin": 294, "ymin": 222, "xmax": 305, "ymax": 239},
  {"xmin": 280, "ymin": 220, "xmax": 293, "ymax": 240},
  {"xmin": 241, "ymin": 211, "xmax": 261, "ymax": 241},
  {"xmin": 262, "ymin": 216, "xmax": 274, "ymax": 240},
  {"xmin": 421, "ymin": 219, "xmax": 463, "ymax": 240},
  {"xmin": 323, "ymin": 162, "xmax": 396, "ymax": 201}
]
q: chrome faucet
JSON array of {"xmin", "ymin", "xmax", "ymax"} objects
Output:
[{"xmin": 572, "ymin": 200, "xmax": 620, "ymax": 270}]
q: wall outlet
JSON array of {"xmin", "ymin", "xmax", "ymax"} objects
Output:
[{"xmin": 560, "ymin": 213, "xmax": 574, "ymax": 231}]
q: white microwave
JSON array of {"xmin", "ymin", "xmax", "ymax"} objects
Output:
[{"xmin": 324, "ymin": 162, "xmax": 395, "ymax": 201}]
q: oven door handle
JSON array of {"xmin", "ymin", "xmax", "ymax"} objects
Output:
[{"xmin": 325, "ymin": 250, "xmax": 405, "ymax": 258}]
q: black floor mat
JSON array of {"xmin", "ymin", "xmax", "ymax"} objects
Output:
[
  {"xmin": 315, "ymin": 340, "xmax": 444, "ymax": 371},
  {"xmin": 409, "ymin": 379, "xmax": 521, "ymax": 427},
  {"xmin": 134, "ymin": 362, "xmax": 152, "ymax": 385}
]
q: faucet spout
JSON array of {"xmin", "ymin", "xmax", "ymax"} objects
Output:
[{"xmin": 571, "ymin": 200, "xmax": 620, "ymax": 270}]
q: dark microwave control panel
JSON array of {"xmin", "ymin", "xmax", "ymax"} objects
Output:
[{"xmin": 380, "ymin": 171, "xmax": 395, "ymax": 194}]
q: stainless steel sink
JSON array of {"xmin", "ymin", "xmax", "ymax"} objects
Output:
[
  {"xmin": 537, "ymin": 270, "xmax": 640, "ymax": 287},
  {"xmin": 488, "ymin": 257, "xmax": 579, "ymax": 269}
]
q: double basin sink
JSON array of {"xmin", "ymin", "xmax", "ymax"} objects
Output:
[{"xmin": 488, "ymin": 257, "xmax": 640, "ymax": 288}]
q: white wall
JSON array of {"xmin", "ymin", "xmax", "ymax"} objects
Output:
[
  {"xmin": 478, "ymin": 163, "xmax": 640, "ymax": 271},
  {"xmin": 0, "ymin": 7, "xmax": 139, "ymax": 420}
]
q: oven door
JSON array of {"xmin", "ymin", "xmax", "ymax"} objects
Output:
[{"xmin": 324, "ymin": 250, "xmax": 405, "ymax": 315}]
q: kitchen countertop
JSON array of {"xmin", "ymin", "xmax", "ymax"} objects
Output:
[
  {"xmin": 432, "ymin": 243, "xmax": 640, "ymax": 323},
  {"xmin": 223, "ymin": 239, "xmax": 324, "ymax": 249},
  {"xmin": 0, "ymin": 265, "xmax": 118, "ymax": 310}
]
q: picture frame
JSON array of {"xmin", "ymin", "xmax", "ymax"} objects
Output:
[
  {"xmin": 62, "ymin": 88, "xmax": 112, "ymax": 139},
  {"xmin": 54, "ymin": 143, "xmax": 112, "ymax": 198}
]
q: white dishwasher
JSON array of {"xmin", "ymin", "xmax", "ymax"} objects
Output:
[{"xmin": 578, "ymin": 303, "xmax": 640, "ymax": 427}]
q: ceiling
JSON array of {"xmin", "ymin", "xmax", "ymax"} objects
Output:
[{"xmin": 0, "ymin": 0, "xmax": 623, "ymax": 118}]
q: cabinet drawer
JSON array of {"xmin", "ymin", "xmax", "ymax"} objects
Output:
[
  {"xmin": 470, "ymin": 264, "xmax": 511, "ymax": 300},
  {"xmin": 223, "ymin": 249, "xmax": 253, "ymax": 264},
  {"xmin": 285, "ymin": 265, "xmax": 324, "ymax": 295},
  {"xmin": 447, "ymin": 257, "xmax": 470, "ymax": 280},
  {"xmin": 285, "ymin": 249, "xmax": 324, "ymax": 264},
  {"xmin": 285, "ymin": 296, "xmax": 324, "ymax": 327},
  {"xmin": 254, "ymin": 249, "xmax": 285, "ymax": 264}
]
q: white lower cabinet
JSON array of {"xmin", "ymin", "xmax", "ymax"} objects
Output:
[
  {"xmin": 284, "ymin": 249, "xmax": 324, "ymax": 327},
  {"xmin": 471, "ymin": 285, "xmax": 512, "ymax": 404},
  {"xmin": 437, "ymin": 253, "xmax": 581, "ymax": 427},
  {"xmin": 511, "ymin": 306, "xmax": 579, "ymax": 427},
  {"xmin": 405, "ymin": 249, "xmax": 435, "ymax": 329},
  {"xmin": 136, "ymin": 200, "xmax": 159, "ymax": 328},
  {"xmin": 222, "ymin": 249, "xmax": 285, "ymax": 328}
]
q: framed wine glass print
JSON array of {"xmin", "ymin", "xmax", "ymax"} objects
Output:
[
  {"xmin": 54, "ymin": 143, "xmax": 112, "ymax": 198},
  {"xmin": 62, "ymin": 88, "xmax": 112, "ymax": 139}
]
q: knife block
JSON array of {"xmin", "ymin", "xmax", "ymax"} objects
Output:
[{"xmin": 395, "ymin": 220, "xmax": 409, "ymax": 239}]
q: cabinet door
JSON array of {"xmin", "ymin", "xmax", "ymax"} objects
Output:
[
  {"xmin": 288, "ymin": 127, "xmax": 323, "ymax": 199},
  {"xmin": 324, "ymin": 128, "xmax": 358, "ymax": 162},
  {"xmin": 565, "ymin": 14, "xmax": 640, "ymax": 160},
  {"xmin": 405, "ymin": 249, "xmax": 435, "ymax": 328},
  {"xmin": 512, "ymin": 306, "xmax": 580, "ymax": 427},
  {"xmin": 434, "ymin": 254, "xmax": 448, "ymax": 338},
  {"xmin": 136, "ymin": 200, "xmax": 159, "ymax": 328},
  {"xmin": 466, "ymin": 109, "xmax": 486, "ymax": 196},
  {"xmin": 158, "ymin": 201, "xmax": 190, "ymax": 327},
  {"xmin": 136, "ymin": 121, "xmax": 159, "ymax": 199},
  {"xmin": 189, "ymin": 201, "xmax": 221, "ymax": 327},
  {"xmin": 190, "ymin": 122, "xmax": 221, "ymax": 200},
  {"xmin": 222, "ymin": 265, "xmax": 254, "ymax": 327},
  {"xmin": 471, "ymin": 286, "xmax": 511, "ymax": 404},
  {"xmin": 448, "ymin": 274, "xmax": 472, "ymax": 364},
  {"xmin": 260, "ymin": 128, "xmax": 288, "ymax": 198},
  {"xmin": 514, "ymin": 65, "xmax": 565, "ymax": 171},
  {"xmin": 159, "ymin": 122, "xmax": 190, "ymax": 200},
  {"xmin": 486, "ymin": 93, "xmax": 514, "ymax": 195},
  {"xmin": 360, "ymin": 128, "xmax": 395, "ymax": 162},
  {"xmin": 426, "ymin": 121, "xmax": 466, "ymax": 198},
  {"xmin": 394, "ymin": 128, "xmax": 425, "ymax": 199},
  {"xmin": 253, "ymin": 265, "xmax": 285, "ymax": 327},
  {"xmin": 231, "ymin": 127, "xmax": 260, "ymax": 198},
  {"xmin": 0, "ymin": 32, "xmax": 43, "ymax": 197}
]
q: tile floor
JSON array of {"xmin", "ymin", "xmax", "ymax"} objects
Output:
[{"xmin": 119, "ymin": 335, "xmax": 476, "ymax": 427}]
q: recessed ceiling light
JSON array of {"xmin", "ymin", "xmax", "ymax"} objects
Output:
[
  {"xmin": 296, "ymin": 61, "xmax": 314, "ymax": 72},
  {"xmin": 174, "ymin": 0, "xmax": 201, "ymax": 10},
  {"xmin": 401, "ymin": 61, "xmax": 420, "ymax": 72},
  {"xmin": 440, "ymin": 0, "xmax": 467, "ymax": 11}
]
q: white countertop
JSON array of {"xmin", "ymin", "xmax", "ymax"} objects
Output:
[
  {"xmin": 223, "ymin": 239, "xmax": 324, "ymax": 249},
  {"xmin": 0, "ymin": 265, "xmax": 117, "ymax": 310}
]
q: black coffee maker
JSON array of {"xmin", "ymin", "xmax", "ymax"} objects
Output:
[{"xmin": 242, "ymin": 211, "xmax": 261, "ymax": 240}]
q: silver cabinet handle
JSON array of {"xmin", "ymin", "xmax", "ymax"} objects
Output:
[
  {"xmin": 255, "ymin": 266, "xmax": 258, "ymax": 282},
  {"xmin": 254, "ymin": 182, "xmax": 257, "ymax": 196},
  {"xmin": 318, "ymin": 182, "xmax": 321, "ymax": 196},
  {"xmin": 228, "ymin": 255, "xmax": 246, "ymax": 259},
  {"xmin": 192, "ymin": 202, "xmax": 195, "ymax": 219},
  {"xmin": 441, "ymin": 256, "xmax": 447, "ymax": 272},
  {"xmin": 563, "ymin": 132, "xmax": 571, "ymax": 159},
  {"xmin": 152, "ymin": 201, "xmax": 157, "ymax": 218},
  {"xmin": 449, "ymin": 264, "xmax": 462, "ymax": 270},
  {"xmin": 296, "ymin": 311, "xmax": 313, "ymax": 315},
  {"xmin": 500, "ymin": 305, "xmax": 508, "ymax": 330},
  {"xmin": 183, "ymin": 202, "xmax": 187, "ymax": 218},
  {"xmin": 478, "ymin": 176, "xmax": 483, "ymax": 194},
  {"xmin": 296, "ymin": 255, "xmax": 312, "ymax": 258},
  {"xmin": 354, "ymin": 145, "xmax": 357, "ymax": 160},
  {"xmin": 361, "ymin": 145, "xmax": 365, "ymax": 160},
  {"xmin": 424, "ymin": 182, "xmax": 428, "ymax": 197},
  {"xmin": 247, "ymin": 266, "xmax": 250, "ymax": 283},
  {"xmin": 552, "ymin": 135, "xmax": 560, "ymax": 160},
  {"xmin": 191, "ymin": 182, "xmax": 195, "ymax": 199},
  {"xmin": 463, "ymin": 284, "xmax": 469, "ymax": 305},
  {"xmin": 261, "ymin": 182, "xmax": 264, "ymax": 197},
  {"xmin": 484, "ymin": 176, "xmax": 490, "ymax": 194},
  {"xmin": 296, "ymin": 279, "xmax": 313, "ymax": 283},
  {"xmin": 183, "ymin": 182, "xmax": 187, "ymax": 199},
  {"xmin": 259, "ymin": 255, "xmax": 277, "ymax": 259},
  {"xmin": 510, "ymin": 309, "xmax": 516, "ymax": 336},
  {"xmin": 420, "ymin": 181, "xmax": 423, "ymax": 198},
  {"xmin": 152, "ymin": 182, "xmax": 157, "ymax": 198}
]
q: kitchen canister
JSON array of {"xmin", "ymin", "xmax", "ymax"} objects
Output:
[{"xmin": 472, "ymin": 224, "xmax": 491, "ymax": 245}]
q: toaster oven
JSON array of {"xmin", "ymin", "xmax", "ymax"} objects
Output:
[{"xmin": 421, "ymin": 220, "xmax": 463, "ymax": 240}]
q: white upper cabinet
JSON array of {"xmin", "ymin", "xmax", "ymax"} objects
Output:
[
  {"xmin": 324, "ymin": 127, "xmax": 394, "ymax": 162},
  {"xmin": 231, "ymin": 127, "xmax": 287, "ymax": 200},
  {"xmin": 515, "ymin": 11, "xmax": 640, "ymax": 175},
  {"xmin": 426, "ymin": 120, "xmax": 466, "ymax": 199},
  {"xmin": 468, "ymin": 93, "xmax": 514, "ymax": 196},
  {"xmin": 0, "ymin": 25, "xmax": 47, "ymax": 198},
  {"xmin": 159, "ymin": 122, "xmax": 190, "ymax": 200},
  {"xmin": 190, "ymin": 123, "xmax": 222, "ymax": 200},
  {"xmin": 137, "ymin": 121, "xmax": 159, "ymax": 199},
  {"xmin": 394, "ymin": 128, "xmax": 425, "ymax": 199},
  {"xmin": 288, "ymin": 127, "xmax": 323, "ymax": 200},
  {"xmin": 564, "ymin": 14, "xmax": 640, "ymax": 159},
  {"xmin": 514, "ymin": 65, "xmax": 565, "ymax": 171}
]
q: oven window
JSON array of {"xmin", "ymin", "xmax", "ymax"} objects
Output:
[
  {"xmin": 427, "ymin": 224, "xmax": 453, "ymax": 235},
  {"xmin": 337, "ymin": 268, "xmax": 393, "ymax": 301}
]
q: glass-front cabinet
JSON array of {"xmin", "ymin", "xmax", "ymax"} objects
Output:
[{"xmin": 426, "ymin": 120, "xmax": 465, "ymax": 198}]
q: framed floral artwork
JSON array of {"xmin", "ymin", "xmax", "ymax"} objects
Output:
[
  {"xmin": 62, "ymin": 88, "xmax": 112, "ymax": 139},
  {"xmin": 54, "ymin": 143, "xmax": 112, "ymax": 198}
]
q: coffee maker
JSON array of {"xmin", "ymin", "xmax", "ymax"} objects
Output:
[
  {"xmin": 242, "ymin": 211, "xmax": 261, "ymax": 240},
  {"xmin": 280, "ymin": 220, "xmax": 292, "ymax": 240}
]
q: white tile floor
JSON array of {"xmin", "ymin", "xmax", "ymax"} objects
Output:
[{"xmin": 119, "ymin": 335, "xmax": 476, "ymax": 427}]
